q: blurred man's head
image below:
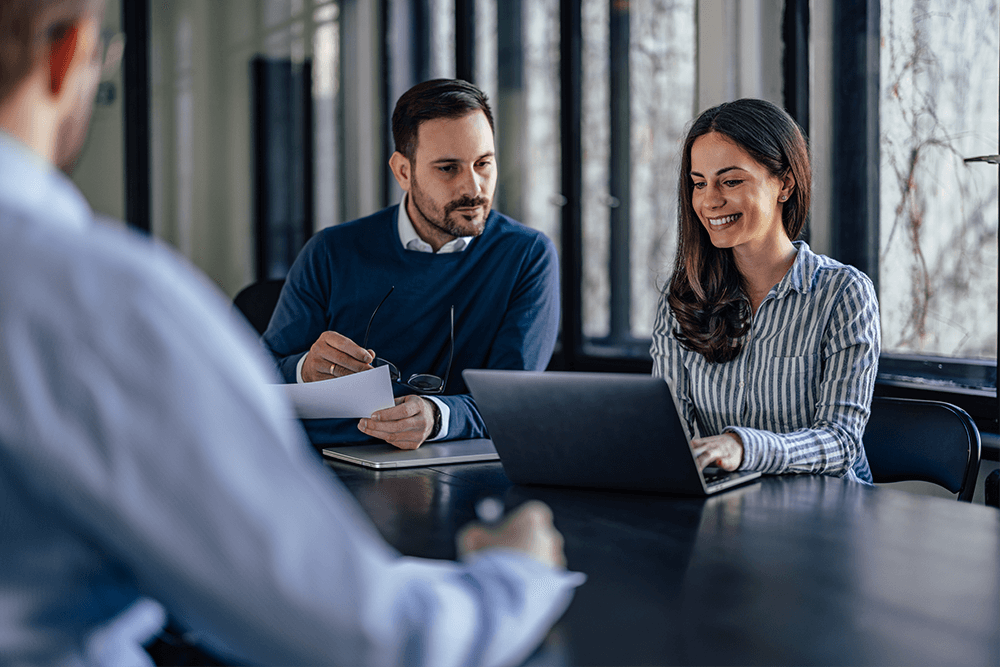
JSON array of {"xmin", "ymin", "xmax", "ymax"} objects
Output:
[{"xmin": 0, "ymin": 0, "xmax": 106, "ymax": 172}]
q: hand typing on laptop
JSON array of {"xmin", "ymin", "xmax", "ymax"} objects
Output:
[{"xmin": 691, "ymin": 433, "xmax": 745, "ymax": 472}]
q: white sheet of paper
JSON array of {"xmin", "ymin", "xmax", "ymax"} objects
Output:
[{"xmin": 274, "ymin": 364, "xmax": 396, "ymax": 419}]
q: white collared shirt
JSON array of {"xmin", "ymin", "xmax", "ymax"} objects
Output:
[{"xmin": 397, "ymin": 192, "xmax": 473, "ymax": 254}]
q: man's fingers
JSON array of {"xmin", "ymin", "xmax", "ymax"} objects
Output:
[
  {"xmin": 320, "ymin": 346, "xmax": 374, "ymax": 375},
  {"xmin": 360, "ymin": 416, "xmax": 418, "ymax": 435},
  {"xmin": 302, "ymin": 332, "xmax": 378, "ymax": 382},
  {"xmin": 369, "ymin": 397, "xmax": 419, "ymax": 421},
  {"xmin": 358, "ymin": 396, "xmax": 433, "ymax": 450}
]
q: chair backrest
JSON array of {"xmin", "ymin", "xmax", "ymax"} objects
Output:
[
  {"xmin": 863, "ymin": 396, "xmax": 982, "ymax": 501},
  {"xmin": 233, "ymin": 278, "xmax": 285, "ymax": 335}
]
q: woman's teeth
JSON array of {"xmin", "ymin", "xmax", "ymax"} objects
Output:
[{"xmin": 709, "ymin": 213, "xmax": 740, "ymax": 227}]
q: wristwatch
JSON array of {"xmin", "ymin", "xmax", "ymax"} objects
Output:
[{"xmin": 428, "ymin": 400, "xmax": 442, "ymax": 440}]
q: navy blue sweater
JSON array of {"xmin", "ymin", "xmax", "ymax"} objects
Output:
[{"xmin": 263, "ymin": 205, "xmax": 560, "ymax": 445}]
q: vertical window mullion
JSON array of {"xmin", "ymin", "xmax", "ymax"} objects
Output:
[
  {"xmin": 455, "ymin": 0, "xmax": 475, "ymax": 82},
  {"xmin": 831, "ymin": 0, "xmax": 879, "ymax": 289},
  {"xmin": 608, "ymin": 0, "xmax": 631, "ymax": 344},
  {"xmin": 560, "ymin": 0, "xmax": 584, "ymax": 368}
]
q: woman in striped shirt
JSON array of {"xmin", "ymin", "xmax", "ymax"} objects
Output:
[{"xmin": 651, "ymin": 99, "xmax": 878, "ymax": 483}]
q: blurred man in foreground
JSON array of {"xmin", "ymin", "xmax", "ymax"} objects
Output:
[{"xmin": 0, "ymin": 0, "xmax": 581, "ymax": 664}]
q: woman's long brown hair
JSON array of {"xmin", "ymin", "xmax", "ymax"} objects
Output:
[{"xmin": 667, "ymin": 99, "xmax": 811, "ymax": 363}]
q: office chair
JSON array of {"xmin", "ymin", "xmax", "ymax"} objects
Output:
[
  {"xmin": 863, "ymin": 396, "xmax": 982, "ymax": 502},
  {"xmin": 232, "ymin": 278, "xmax": 285, "ymax": 335}
]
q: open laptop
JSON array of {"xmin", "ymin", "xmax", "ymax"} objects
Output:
[
  {"xmin": 462, "ymin": 369, "xmax": 761, "ymax": 496},
  {"xmin": 322, "ymin": 438, "xmax": 498, "ymax": 469}
]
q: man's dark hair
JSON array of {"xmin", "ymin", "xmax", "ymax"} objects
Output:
[
  {"xmin": 391, "ymin": 79, "xmax": 494, "ymax": 161},
  {"xmin": 0, "ymin": 0, "xmax": 103, "ymax": 102}
]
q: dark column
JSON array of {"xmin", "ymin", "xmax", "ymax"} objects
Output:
[
  {"xmin": 560, "ymin": 0, "xmax": 583, "ymax": 367},
  {"xmin": 831, "ymin": 0, "xmax": 879, "ymax": 289},
  {"xmin": 122, "ymin": 0, "xmax": 151, "ymax": 232},
  {"xmin": 455, "ymin": 0, "xmax": 475, "ymax": 83},
  {"xmin": 782, "ymin": 0, "xmax": 810, "ymax": 135},
  {"xmin": 609, "ymin": 0, "xmax": 631, "ymax": 343}
]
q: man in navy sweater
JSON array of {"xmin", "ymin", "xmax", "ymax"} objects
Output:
[{"xmin": 263, "ymin": 79, "xmax": 560, "ymax": 448}]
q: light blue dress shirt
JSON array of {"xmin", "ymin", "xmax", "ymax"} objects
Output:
[
  {"xmin": 0, "ymin": 133, "xmax": 581, "ymax": 666},
  {"xmin": 651, "ymin": 242, "xmax": 879, "ymax": 482}
]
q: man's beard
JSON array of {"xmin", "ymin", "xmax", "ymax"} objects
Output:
[{"xmin": 409, "ymin": 172, "xmax": 492, "ymax": 239}]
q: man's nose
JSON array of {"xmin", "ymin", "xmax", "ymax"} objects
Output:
[{"xmin": 458, "ymin": 165, "xmax": 483, "ymax": 198}]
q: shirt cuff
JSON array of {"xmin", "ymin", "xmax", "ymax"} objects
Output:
[
  {"xmin": 725, "ymin": 425, "xmax": 783, "ymax": 473},
  {"xmin": 295, "ymin": 354, "xmax": 306, "ymax": 383},
  {"xmin": 426, "ymin": 396, "xmax": 450, "ymax": 441}
]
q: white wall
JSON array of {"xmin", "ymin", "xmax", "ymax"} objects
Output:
[
  {"xmin": 809, "ymin": 0, "xmax": 834, "ymax": 255},
  {"xmin": 72, "ymin": 0, "xmax": 125, "ymax": 222},
  {"xmin": 150, "ymin": 0, "xmax": 256, "ymax": 297},
  {"xmin": 149, "ymin": 0, "xmax": 377, "ymax": 297},
  {"xmin": 696, "ymin": 0, "xmax": 784, "ymax": 113}
]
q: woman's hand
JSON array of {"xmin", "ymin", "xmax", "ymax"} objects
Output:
[{"xmin": 691, "ymin": 433, "xmax": 744, "ymax": 471}]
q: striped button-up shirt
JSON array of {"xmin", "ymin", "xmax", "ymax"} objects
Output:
[{"xmin": 651, "ymin": 241, "xmax": 879, "ymax": 482}]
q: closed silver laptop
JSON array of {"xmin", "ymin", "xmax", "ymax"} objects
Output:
[
  {"xmin": 463, "ymin": 370, "xmax": 760, "ymax": 495},
  {"xmin": 322, "ymin": 438, "xmax": 498, "ymax": 469}
]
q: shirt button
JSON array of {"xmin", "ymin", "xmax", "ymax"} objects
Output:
[{"xmin": 739, "ymin": 380, "xmax": 745, "ymax": 388}]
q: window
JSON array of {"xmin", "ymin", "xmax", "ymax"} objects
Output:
[
  {"xmin": 826, "ymin": 0, "xmax": 999, "ymax": 428},
  {"xmin": 450, "ymin": 0, "xmax": 695, "ymax": 364},
  {"xmin": 580, "ymin": 0, "xmax": 695, "ymax": 354},
  {"xmin": 879, "ymin": 1, "xmax": 998, "ymax": 362}
]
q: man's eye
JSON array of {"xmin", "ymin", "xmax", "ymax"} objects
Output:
[{"xmin": 438, "ymin": 165, "xmax": 456, "ymax": 174}]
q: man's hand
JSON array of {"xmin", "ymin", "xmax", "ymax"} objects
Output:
[
  {"xmin": 358, "ymin": 395, "xmax": 438, "ymax": 449},
  {"xmin": 457, "ymin": 501, "xmax": 566, "ymax": 569},
  {"xmin": 690, "ymin": 432, "xmax": 744, "ymax": 471},
  {"xmin": 302, "ymin": 331, "xmax": 375, "ymax": 382}
]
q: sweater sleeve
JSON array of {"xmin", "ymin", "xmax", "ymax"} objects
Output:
[
  {"xmin": 726, "ymin": 274, "xmax": 880, "ymax": 478},
  {"xmin": 438, "ymin": 234, "xmax": 561, "ymax": 439},
  {"xmin": 262, "ymin": 233, "xmax": 334, "ymax": 383}
]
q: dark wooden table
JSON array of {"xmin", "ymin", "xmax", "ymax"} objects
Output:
[{"xmin": 325, "ymin": 459, "xmax": 1000, "ymax": 666}]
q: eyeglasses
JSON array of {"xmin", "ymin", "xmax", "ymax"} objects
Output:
[
  {"xmin": 362, "ymin": 286, "xmax": 454, "ymax": 395},
  {"xmin": 96, "ymin": 29, "xmax": 126, "ymax": 83}
]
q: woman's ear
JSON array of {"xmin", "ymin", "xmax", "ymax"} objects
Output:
[{"xmin": 779, "ymin": 169, "xmax": 796, "ymax": 202}]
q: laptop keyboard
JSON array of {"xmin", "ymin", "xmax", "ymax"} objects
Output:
[{"xmin": 702, "ymin": 467, "xmax": 729, "ymax": 485}]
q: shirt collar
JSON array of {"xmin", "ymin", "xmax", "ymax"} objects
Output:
[
  {"xmin": 0, "ymin": 131, "xmax": 91, "ymax": 233},
  {"xmin": 773, "ymin": 240, "xmax": 817, "ymax": 298},
  {"xmin": 397, "ymin": 193, "xmax": 471, "ymax": 254}
]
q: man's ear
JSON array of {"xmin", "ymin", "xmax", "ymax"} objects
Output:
[
  {"xmin": 49, "ymin": 26, "xmax": 80, "ymax": 96},
  {"xmin": 389, "ymin": 151, "xmax": 412, "ymax": 191}
]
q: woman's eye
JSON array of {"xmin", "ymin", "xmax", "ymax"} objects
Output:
[
  {"xmin": 724, "ymin": 179, "xmax": 743, "ymax": 187},
  {"xmin": 692, "ymin": 181, "xmax": 706, "ymax": 189}
]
